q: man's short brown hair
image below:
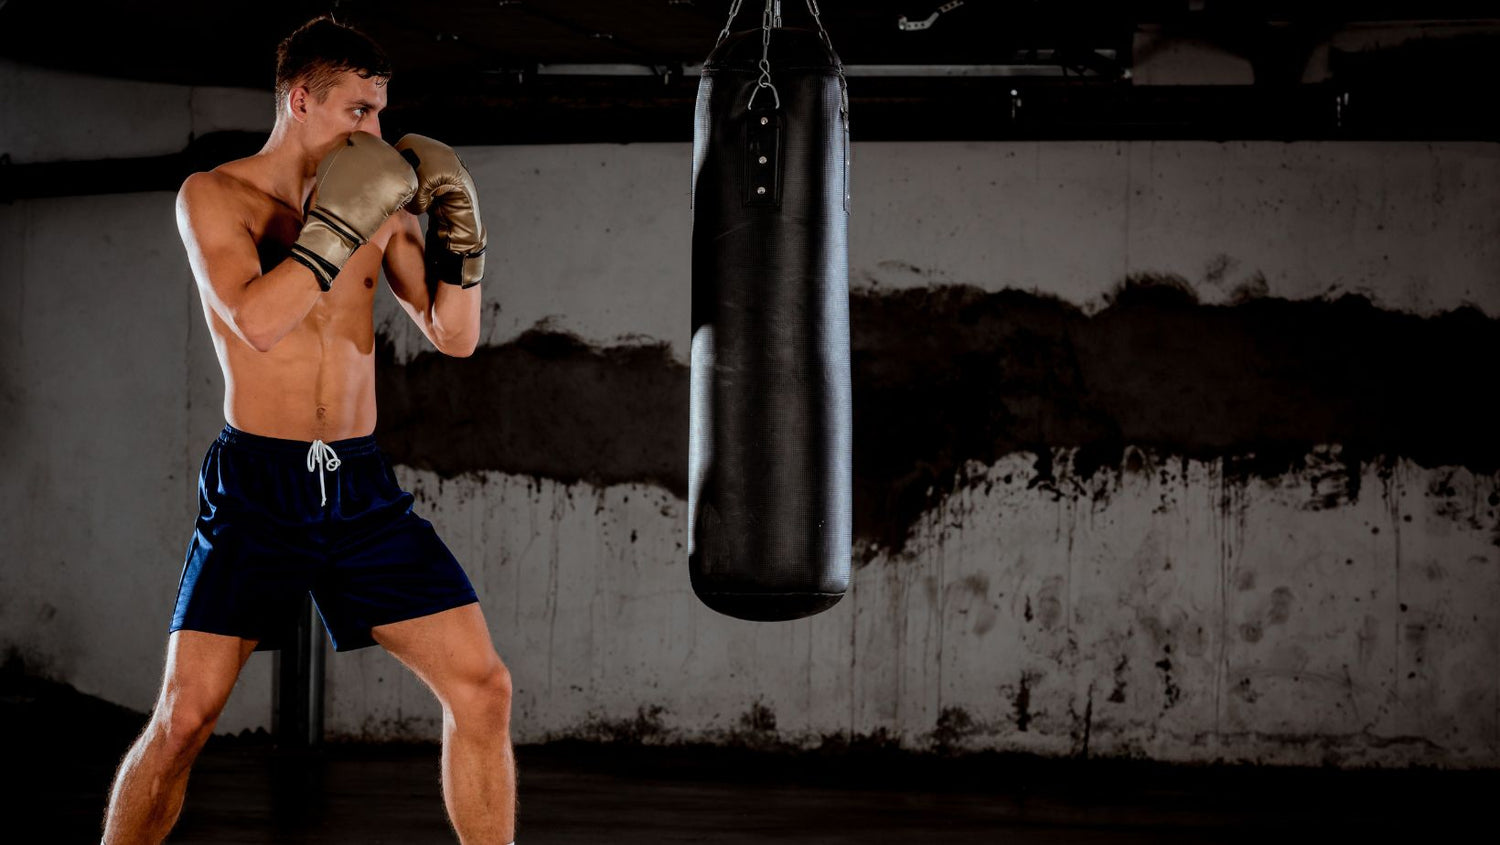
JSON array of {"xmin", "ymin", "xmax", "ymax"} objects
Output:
[{"xmin": 274, "ymin": 16, "xmax": 392, "ymax": 112}]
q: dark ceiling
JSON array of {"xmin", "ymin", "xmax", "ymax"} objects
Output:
[
  {"xmin": 3, "ymin": 0, "xmax": 1500, "ymax": 151},
  {"xmin": 4, "ymin": 1, "xmax": 1499, "ymax": 87},
  {"xmin": 0, "ymin": 0, "xmax": 1153, "ymax": 89}
]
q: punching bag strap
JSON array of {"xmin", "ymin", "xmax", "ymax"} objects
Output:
[
  {"xmin": 716, "ymin": 0, "xmax": 847, "ymax": 211},
  {"xmin": 744, "ymin": 1, "xmax": 782, "ymax": 207},
  {"xmin": 745, "ymin": 111, "xmax": 783, "ymax": 208}
]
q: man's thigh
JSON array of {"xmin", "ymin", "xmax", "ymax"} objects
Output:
[
  {"xmin": 156, "ymin": 630, "xmax": 260, "ymax": 723},
  {"xmin": 369, "ymin": 602, "xmax": 504, "ymax": 704}
]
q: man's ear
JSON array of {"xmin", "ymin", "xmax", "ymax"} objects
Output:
[{"xmin": 287, "ymin": 86, "xmax": 310, "ymax": 124}]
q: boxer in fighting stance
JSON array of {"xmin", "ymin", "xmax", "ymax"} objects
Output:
[{"xmin": 101, "ymin": 17, "xmax": 516, "ymax": 844}]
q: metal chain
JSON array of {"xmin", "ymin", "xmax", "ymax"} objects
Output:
[
  {"xmin": 721, "ymin": 0, "xmax": 847, "ymax": 116},
  {"xmin": 723, "ymin": 0, "xmax": 839, "ymax": 52},
  {"xmin": 748, "ymin": 0, "xmax": 781, "ymax": 110},
  {"xmin": 803, "ymin": 0, "xmax": 848, "ymax": 120},
  {"xmin": 805, "ymin": 0, "xmax": 832, "ymax": 46},
  {"xmin": 717, "ymin": 0, "xmax": 745, "ymax": 44}
]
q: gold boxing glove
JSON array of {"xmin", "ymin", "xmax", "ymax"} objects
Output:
[
  {"xmin": 291, "ymin": 131, "xmax": 420, "ymax": 291},
  {"xmin": 394, "ymin": 134, "xmax": 487, "ymax": 288}
]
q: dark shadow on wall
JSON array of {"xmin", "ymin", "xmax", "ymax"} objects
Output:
[{"xmin": 375, "ymin": 278, "xmax": 1500, "ymax": 554}]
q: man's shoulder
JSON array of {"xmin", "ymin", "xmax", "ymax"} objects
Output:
[
  {"xmin": 177, "ymin": 163, "xmax": 272, "ymax": 234},
  {"xmin": 176, "ymin": 170, "xmax": 232, "ymax": 221},
  {"xmin": 178, "ymin": 167, "xmax": 244, "ymax": 203}
]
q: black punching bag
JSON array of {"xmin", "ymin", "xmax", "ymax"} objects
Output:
[{"xmin": 689, "ymin": 5, "xmax": 852, "ymax": 622}]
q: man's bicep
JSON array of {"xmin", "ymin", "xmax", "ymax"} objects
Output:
[{"xmin": 176, "ymin": 173, "xmax": 259, "ymax": 316}]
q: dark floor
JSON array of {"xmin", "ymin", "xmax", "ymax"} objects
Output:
[{"xmin": 5, "ymin": 663, "xmax": 1496, "ymax": 844}]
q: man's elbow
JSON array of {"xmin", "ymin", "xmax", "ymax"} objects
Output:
[
  {"xmin": 439, "ymin": 334, "xmax": 479, "ymax": 358},
  {"xmin": 431, "ymin": 317, "xmax": 481, "ymax": 358},
  {"xmin": 232, "ymin": 311, "xmax": 280, "ymax": 353},
  {"xmin": 245, "ymin": 334, "xmax": 279, "ymax": 354}
]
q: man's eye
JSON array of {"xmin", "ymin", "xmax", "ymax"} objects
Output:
[{"xmin": 354, "ymin": 108, "xmax": 367, "ymax": 117}]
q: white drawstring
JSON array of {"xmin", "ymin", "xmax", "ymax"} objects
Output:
[{"xmin": 306, "ymin": 439, "xmax": 341, "ymax": 506}]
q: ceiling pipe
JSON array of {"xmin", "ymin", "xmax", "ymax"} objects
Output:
[{"xmin": 531, "ymin": 50, "xmax": 1121, "ymax": 80}]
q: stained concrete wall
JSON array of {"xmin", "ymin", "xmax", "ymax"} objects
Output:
[{"xmin": 3, "ymin": 59, "xmax": 1498, "ymax": 768}]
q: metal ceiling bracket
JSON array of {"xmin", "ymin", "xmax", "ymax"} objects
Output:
[{"xmin": 898, "ymin": 0, "xmax": 965, "ymax": 32}]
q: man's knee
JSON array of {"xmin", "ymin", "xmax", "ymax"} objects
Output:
[
  {"xmin": 449, "ymin": 659, "xmax": 512, "ymax": 729},
  {"xmin": 154, "ymin": 701, "xmax": 221, "ymax": 756}
]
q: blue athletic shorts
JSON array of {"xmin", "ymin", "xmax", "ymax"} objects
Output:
[{"xmin": 169, "ymin": 424, "xmax": 480, "ymax": 652}]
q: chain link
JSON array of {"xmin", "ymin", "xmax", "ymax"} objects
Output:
[
  {"xmin": 805, "ymin": 0, "xmax": 831, "ymax": 46},
  {"xmin": 717, "ymin": 0, "xmax": 745, "ymax": 44},
  {"xmin": 719, "ymin": 0, "xmax": 846, "ymax": 117},
  {"xmin": 799, "ymin": 0, "xmax": 847, "ymax": 121},
  {"xmin": 806, "ymin": 0, "xmax": 848, "ymax": 120},
  {"xmin": 748, "ymin": 1, "xmax": 781, "ymax": 110}
]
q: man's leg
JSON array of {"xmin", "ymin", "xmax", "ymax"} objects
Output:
[
  {"xmin": 101, "ymin": 629, "xmax": 259, "ymax": 844},
  {"xmin": 371, "ymin": 602, "xmax": 516, "ymax": 844}
]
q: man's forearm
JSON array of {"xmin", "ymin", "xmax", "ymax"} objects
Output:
[
  {"xmin": 428, "ymin": 278, "xmax": 482, "ymax": 356},
  {"xmin": 228, "ymin": 258, "xmax": 324, "ymax": 352}
]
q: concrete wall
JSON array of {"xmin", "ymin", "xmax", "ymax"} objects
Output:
[{"xmin": 3, "ymin": 59, "xmax": 1498, "ymax": 767}]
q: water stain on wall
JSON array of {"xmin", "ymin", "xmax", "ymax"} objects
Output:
[
  {"xmin": 375, "ymin": 328, "xmax": 688, "ymax": 495},
  {"xmin": 375, "ymin": 278, "xmax": 1499, "ymax": 553}
]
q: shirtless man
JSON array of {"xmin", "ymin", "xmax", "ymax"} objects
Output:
[{"xmin": 100, "ymin": 17, "xmax": 516, "ymax": 844}]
